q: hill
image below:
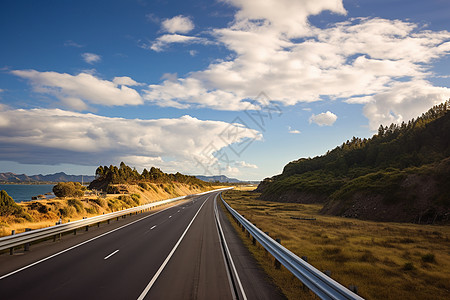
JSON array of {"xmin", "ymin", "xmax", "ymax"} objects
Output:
[
  {"xmin": 89, "ymin": 162, "xmax": 210, "ymax": 192},
  {"xmin": 257, "ymin": 100, "xmax": 450, "ymax": 223},
  {"xmin": 0, "ymin": 172, "xmax": 95, "ymax": 183},
  {"xmin": 195, "ymin": 175, "xmax": 259, "ymax": 184}
]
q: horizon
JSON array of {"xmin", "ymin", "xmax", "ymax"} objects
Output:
[{"xmin": 1, "ymin": 0, "xmax": 449, "ymax": 181}]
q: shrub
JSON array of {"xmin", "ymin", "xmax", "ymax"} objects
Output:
[
  {"xmin": 67, "ymin": 199, "xmax": 84, "ymax": 213},
  {"xmin": 422, "ymin": 253, "xmax": 436, "ymax": 263},
  {"xmin": 403, "ymin": 262, "xmax": 415, "ymax": 271},
  {"xmin": 0, "ymin": 190, "xmax": 23, "ymax": 216},
  {"xmin": 92, "ymin": 197, "xmax": 106, "ymax": 207},
  {"xmin": 53, "ymin": 182, "xmax": 85, "ymax": 197}
]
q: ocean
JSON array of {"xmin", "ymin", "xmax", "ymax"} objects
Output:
[{"xmin": 0, "ymin": 184, "xmax": 56, "ymax": 203}]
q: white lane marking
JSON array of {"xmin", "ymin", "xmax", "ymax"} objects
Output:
[
  {"xmin": 104, "ymin": 250, "xmax": 119, "ymax": 260},
  {"xmin": 0, "ymin": 203, "xmax": 184, "ymax": 280},
  {"xmin": 214, "ymin": 194, "xmax": 247, "ymax": 300},
  {"xmin": 169, "ymin": 215, "xmax": 172, "ymax": 218},
  {"xmin": 177, "ymin": 210, "xmax": 180, "ymax": 213},
  {"xmin": 150, "ymin": 225, "xmax": 157, "ymax": 230},
  {"xmin": 137, "ymin": 194, "xmax": 211, "ymax": 300}
]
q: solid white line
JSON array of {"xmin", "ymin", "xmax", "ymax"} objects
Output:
[
  {"xmin": 104, "ymin": 249, "xmax": 119, "ymax": 260},
  {"xmin": 0, "ymin": 202, "xmax": 184, "ymax": 281},
  {"xmin": 150, "ymin": 225, "xmax": 157, "ymax": 230},
  {"xmin": 214, "ymin": 194, "xmax": 247, "ymax": 300},
  {"xmin": 137, "ymin": 194, "xmax": 211, "ymax": 300}
]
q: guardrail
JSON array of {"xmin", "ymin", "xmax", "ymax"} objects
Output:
[
  {"xmin": 220, "ymin": 194, "xmax": 365, "ymax": 300},
  {"xmin": 0, "ymin": 187, "xmax": 231, "ymax": 253}
]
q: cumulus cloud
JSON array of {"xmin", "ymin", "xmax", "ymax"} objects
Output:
[
  {"xmin": 161, "ymin": 15, "xmax": 194, "ymax": 34},
  {"xmin": 309, "ymin": 111, "xmax": 338, "ymax": 126},
  {"xmin": 0, "ymin": 108, "xmax": 262, "ymax": 174},
  {"xmin": 149, "ymin": 34, "xmax": 210, "ymax": 52},
  {"xmin": 142, "ymin": 0, "xmax": 450, "ymax": 130},
  {"xmin": 11, "ymin": 70, "xmax": 143, "ymax": 110},
  {"xmin": 81, "ymin": 53, "xmax": 101, "ymax": 64},
  {"xmin": 362, "ymin": 80, "xmax": 450, "ymax": 130}
]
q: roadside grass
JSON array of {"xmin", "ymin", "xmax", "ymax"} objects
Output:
[
  {"xmin": 222, "ymin": 190, "xmax": 450, "ymax": 300},
  {"xmin": 0, "ymin": 183, "xmax": 212, "ymax": 237}
]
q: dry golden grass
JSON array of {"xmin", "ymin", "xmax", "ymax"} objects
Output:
[
  {"xmin": 0, "ymin": 183, "xmax": 211, "ymax": 237},
  {"xmin": 222, "ymin": 190, "xmax": 450, "ymax": 300}
]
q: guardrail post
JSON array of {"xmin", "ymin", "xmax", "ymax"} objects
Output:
[
  {"xmin": 24, "ymin": 228, "xmax": 31, "ymax": 251},
  {"xmin": 73, "ymin": 229, "xmax": 77, "ymax": 235},
  {"xmin": 252, "ymin": 236, "xmax": 256, "ymax": 245},
  {"xmin": 301, "ymin": 256, "xmax": 308, "ymax": 262},
  {"xmin": 97, "ymin": 222, "xmax": 100, "ymax": 227},
  {"xmin": 85, "ymin": 225, "xmax": 89, "ymax": 231},
  {"xmin": 274, "ymin": 238, "xmax": 281, "ymax": 269},
  {"xmin": 10, "ymin": 231, "xmax": 15, "ymax": 255},
  {"xmin": 107, "ymin": 219, "xmax": 110, "ymax": 224}
]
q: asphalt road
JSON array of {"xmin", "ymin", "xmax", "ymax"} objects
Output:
[{"xmin": 0, "ymin": 191, "xmax": 285, "ymax": 300}]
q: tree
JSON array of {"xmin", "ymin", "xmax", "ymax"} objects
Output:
[{"xmin": 53, "ymin": 182, "xmax": 85, "ymax": 197}]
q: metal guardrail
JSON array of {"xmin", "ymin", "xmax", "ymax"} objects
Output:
[
  {"xmin": 0, "ymin": 188, "xmax": 231, "ymax": 252},
  {"xmin": 220, "ymin": 194, "xmax": 365, "ymax": 300}
]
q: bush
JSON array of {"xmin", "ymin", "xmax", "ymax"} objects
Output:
[
  {"xmin": 53, "ymin": 182, "xmax": 85, "ymax": 197},
  {"xmin": 403, "ymin": 262, "xmax": 415, "ymax": 271},
  {"xmin": 92, "ymin": 197, "xmax": 106, "ymax": 207},
  {"xmin": 68, "ymin": 198, "xmax": 84, "ymax": 213},
  {"xmin": 0, "ymin": 190, "xmax": 23, "ymax": 216},
  {"xmin": 29, "ymin": 202, "xmax": 49, "ymax": 214},
  {"xmin": 422, "ymin": 253, "xmax": 436, "ymax": 263}
]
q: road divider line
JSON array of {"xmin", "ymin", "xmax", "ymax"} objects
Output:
[
  {"xmin": 104, "ymin": 250, "xmax": 119, "ymax": 260},
  {"xmin": 137, "ymin": 194, "xmax": 211, "ymax": 300},
  {"xmin": 150, "ymin": 225, "xmax": 157, "ymax": 230}
]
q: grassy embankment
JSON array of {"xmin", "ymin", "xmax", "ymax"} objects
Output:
[
  {"xmin": 0, "ymin": 182, "xmax": 211, "ymax": 237},
  {"xmin": 222, "ymin": 189, "xmax": 450, "ymax": 300}
]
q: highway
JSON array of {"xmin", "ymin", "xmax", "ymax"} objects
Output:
[{"xmin": 0, "ymin": 191, "xmax": 285, "ymax": 299}]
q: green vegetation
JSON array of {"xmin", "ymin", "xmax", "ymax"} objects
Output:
[
  {"xmin": 223, "ymin": 190, "xmax": 450, "ymax": 300},
  {"xmin": 0, "ymin": 190, "xmax": 33, "ymax": 221},
  {"xmin": 259, "ymin": 100, "xmax": 450, "ymax": 223},
  {"xmin": 53, "ymin": 182, "xmax": 86, "ymax": 197},
  {"xmin": 90, "ymin": 162, "xmax": 209, "ymax": 192}
]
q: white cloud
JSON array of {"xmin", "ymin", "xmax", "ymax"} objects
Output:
[
  {"xmin": 309, "ymin": 111, "xmax": 338, "ymax": 126},
  {"xmin": 11, "ymin": 70, "xmax": 143, "ymax": 110},
  {"xmin": 64, "ymin": 40, "xmax": 83, "ymax": 48},
  {"xmin": 235, "ymin": 161, "xmax": 258, "ymax": 169},
  {"xmin": 149, "ymin": 34, "xmax": 210, "ymax": 52},
  {"xmin": 81, "ymin": 53, "xmax": 101, "ymax": 64},
  {"xmin": 113, "ymin": 76, "xmax": 143, "ymax": 86},
  {"xmin": 362, "ymin": 80, "xmax": 450, "ymax": 130},
  {"xmin": 224, "ymin": 0, "xmax": 346, "ymax": 38},
  {"xmin": 0, "ymin": 108, "xmax": 262, "ymax": 174},
  {"xmin": 288, "ymin": 126, "xmax": 301, "ymax": 134},
  {"xmin": 161, "ymin": 15, "xmax": 194, "ymax": 34},
  {"xmin": 142, "ymin": 0, "xmax": 450, "ymax": 129}
]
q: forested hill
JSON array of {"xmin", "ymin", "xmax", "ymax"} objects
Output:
[
  {"xmin": 89, "ymin": 163, "xmax": 210, "ymax": 192},
  {"xmin": 257, "ymin": 100, "xmax": 450, "ymax": 223}
]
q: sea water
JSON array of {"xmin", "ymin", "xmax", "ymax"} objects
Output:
[{"xmin": 0, "ymin": 184, "xmax": 55, "ymax": 202}]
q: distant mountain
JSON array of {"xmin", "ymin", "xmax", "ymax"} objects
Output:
[
  {"xmin": 0, "ymin": 172, "xmax": 95, "ymax": 183},
  {"xmin": 195, "ymin": 175, "xmax": 259, "ymax": 184},
  {"xmin": 257, "ymin": 100, "xmax": 450, "ymax": 224}
]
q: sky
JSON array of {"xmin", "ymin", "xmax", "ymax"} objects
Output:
[{"xmin": 1, "ymin": 0, "xmax": 450, "ymax": 181}]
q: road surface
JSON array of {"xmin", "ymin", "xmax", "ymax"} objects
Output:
[{"xmin": 0, "ymin": 191, "xmax": 284, "ymax": 299}]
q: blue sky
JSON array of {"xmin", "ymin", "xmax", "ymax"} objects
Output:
[{"xmin": 1, "ymin": 0, "xmax": 450, "ymax": 180}]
